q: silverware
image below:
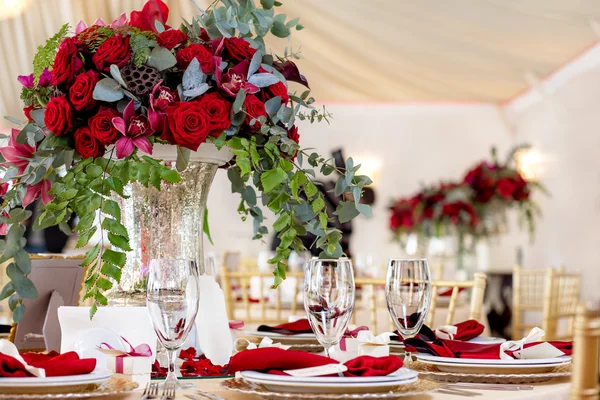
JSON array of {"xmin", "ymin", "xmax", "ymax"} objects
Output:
[
  {"xmin": 163, "ymin": 381, "xmax": 177, "ymax": 400},
  {"xmin": 438, "ymin": 388, "xmax": 482, "ymax": 397},
  {"xmin": 441, "ymin": 383, "xmax": 535, "ymax": 391},
  {"xmin": 185, "ymin": 392, "xmax": 226, "ymax": 400},
  {"xmin": 141, "ymin": 381, "xmax": 160, "ymax": 400}
]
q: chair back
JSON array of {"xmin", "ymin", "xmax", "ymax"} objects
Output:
[
  {"xmin": 352, "ymin": 273, "xmax": 487, "ymax": 333},
  {"xmin": 544, "ymin": 267, "xmax": 581, "ymax": 340},
  {"xmin": 221, "ymin": 257, "xmax": 304, "ymax": 323},
  {"xmin": 513, "ymin": 265, "xmax": 549, "ymax": 339},
  {"xmin": 570, "ymin": 301, "xmax": 600, "ymax": 400}
]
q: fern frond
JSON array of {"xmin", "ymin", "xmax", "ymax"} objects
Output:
[{"xmin": 33, "ymin": 23, "xmax": 70, "ymax": 86}]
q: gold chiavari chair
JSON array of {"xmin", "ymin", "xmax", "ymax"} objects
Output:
[
  {"xmin": 221, "ymin": 261, "xmax": 304, "ymax": 324},
  {"xmin": 513, "ymin": 266, "xmax": 549, "ymax": 339},
  {"xmin": 426, "ymin": 272, "xmax": 487, "ymax": 327},
  {"xmin": 570, "ymin": 301, "xmax": 600, "ymax": 400},
  {"xmin": 544, "ymin": 267, "xmax": 581, "ymax": 340},
  {"xmin": 352, "ymin": 273, "xmax": 487, "ymax": 332},
  {"xmin": 513, "ymin": 266, "xmax": 582, "ymax": 340}
]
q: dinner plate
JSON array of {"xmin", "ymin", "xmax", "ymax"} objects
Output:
[
  {"xmin": 241, "ymin": 368, "xmax": 419, "ymax": 384},
  {"xmin": 0, "ymin": 371, "xmax": 113, "ymax": 394},
  {"xmin": 240, "ymin": 369, "xmax": 419, "ymax": 393},
  {"xmin": 415, "ymin": 354, "xmax": 571, "ymax": 374},
  {"xmin": 244, "ymin": 330, "xmax": 318, "ymax": 343}
]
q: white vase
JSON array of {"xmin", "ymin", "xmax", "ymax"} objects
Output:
[{"xmin": 106, "ymin": 143, "xmax": 232, "ymax": 306}]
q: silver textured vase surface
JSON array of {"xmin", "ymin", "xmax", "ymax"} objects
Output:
[{"xmin": 107, "ymin": 161, "xmax": 218, "ymax": 306}]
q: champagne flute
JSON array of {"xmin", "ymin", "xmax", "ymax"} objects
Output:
[
  {"xmin": 385, "ymin": 259, "xmax": 432, "ymax": 362},
  {"xmin": 304, "ymin": 258, "xmax": 355, "ymax": 358},
  {"xmin": 147, "ymin": 259, "xmax": 200, "ymax": 386}
]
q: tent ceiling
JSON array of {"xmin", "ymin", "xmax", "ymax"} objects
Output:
[{"xmin": 0, "ymin": 0, "xmax": 598, "ymax": 121}]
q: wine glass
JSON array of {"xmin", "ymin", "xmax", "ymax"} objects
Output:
[
  {"xmin": 385, "ymin": 258, "xmax": 432, "ymax": 362},
  {"xmin": 304, "ymin": 258, "xmax": 355, "ymax": 357},
  {"xmin": 147, "ymin": 258, "xmax": 200, "ymax": 386}
]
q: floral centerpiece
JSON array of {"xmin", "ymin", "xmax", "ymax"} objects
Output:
[
  {"xmin": 389, "ymin": 146, "xmax": 546, "ymax": 272},
  {"xmin": 0, "ymin": 0, "xmax": 372, "ymax": 321}
]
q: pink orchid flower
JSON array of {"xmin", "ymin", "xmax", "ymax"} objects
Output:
[
  {"xmin": 18, "ymin": 68, "xmax": 52, "ymax": 89},
  {"xmin": 215, "ymin": 59, "xmax": 260, "ymax": 97},
  {"xmin": 112, "ymin": 100, "xmax": 154, "ymax": 159},
  {"xmin": 75, "ymin": 13, "xmax": 127, "ymax": 34},
  {"xmin": 148, "ymin": 81, "xmax": 177, "ymax": 132},
  {"xmin": 0, "ymin": 128, "xmax": 35, "ymax": 174},
  {"xmin": 23, "ymin": 179, "xmax": 52, "ymax": 207}
]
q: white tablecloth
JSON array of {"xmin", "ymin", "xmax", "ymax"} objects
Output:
[{"xmin": 109, "ymin": 378, "xmax": 571, "ymax": 400}]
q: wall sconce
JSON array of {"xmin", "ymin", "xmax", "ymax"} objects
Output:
[
  {"xmin": 0, "ymin": 0, "xmax": 31, "ymax": 20},
  {"xmin": 352, "ymin": 157, "xmax": 381, "ymax": 186},
  {"xmin": 514, "ymin": 147, "xmax": 543, "ymax": 182}
]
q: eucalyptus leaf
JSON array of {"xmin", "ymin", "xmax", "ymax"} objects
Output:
[
  {"xmin": 176, "ymin": 146, "xmax": 190, "ymax": 172},
  {"xmin": 30, "ymin": 109, "xmax": 46, "ymax": 128},
  {"xmin": 233, "ymin": 89, "xmax": 246, "ymax": 113},
  {"xmin": 248, "ymin": 73, "xmax": 279, "ymax": 88},
  {"xmin": 264, "ymin": 96, "xmax": 281, "ymax": 117},
  {"xmin": 155, "ymin": 20, "xmax": 166, "ymax": 33},
  {"xmin": 146, "ymin": 46, "xmax": 177, "ymax": 71},
  {"xmin": 110, "ymin": 65, "xmax": 128, "ymax": 88},
  {"xmin": 93, "ymin": 78, "xmax": 124, "ymax": 102},
  {"xmin": 248, "ymin": 51, "xmax": 263, "ymax": 79}
]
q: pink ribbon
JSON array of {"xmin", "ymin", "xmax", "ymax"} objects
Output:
[
  {"xmin": 229, "ymin": 320, "xmax": 245, "ymax": 330},
  {"xmin": 98, "ymin": 337, "xmax": 152, "ymax": 374},
  {"xmin": 339, "ymin": 326, "xmax": 369, "ymax": 351}
]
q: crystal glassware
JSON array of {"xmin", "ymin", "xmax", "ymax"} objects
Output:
[
  {"xmin": 385, "ymin": 258, "xmax": 432, "ymax": 362},
  {"xmin": 146, "ymin": 258, "xmax": 200, "ymax": 386},
  {"xmin": 303, "ymin": 258, "xmax": 355, "ymax": 357}
]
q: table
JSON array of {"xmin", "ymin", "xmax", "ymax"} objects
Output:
[{"xmin": 112, "ymin": 378, "xmax": 572, "ymax": 400}]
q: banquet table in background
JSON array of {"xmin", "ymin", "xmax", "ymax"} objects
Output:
[{"xmin": 108, "ymin": 377, "xmax": 572, "ymax": 400}]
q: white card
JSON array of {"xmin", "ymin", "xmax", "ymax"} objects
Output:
[
  {"xmin": 58, "ymin": 306, "xmax": 156, "ymax": 359},
  {"xmin": 513, "ymin": 342, "xmax": 565, "ymax": 359},
  {"xmin": 284, "ymin": 364, "xmax": 348, "ymax": 377}
]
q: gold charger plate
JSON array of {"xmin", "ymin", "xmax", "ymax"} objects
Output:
[
  {"xmin": 0, "ymin": 377, "xmax": 138, "ymax": 400},
  {"xmin": 221, "ymin": 378, "xmax": 439, "ymax": 399},
  {"xmin": 410, "ymin": 361, "xmax": 572, "ymax": 384}
]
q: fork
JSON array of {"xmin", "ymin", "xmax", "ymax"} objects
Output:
[
  {"xmin": 163, "ymin": 381, "xmax": 177, "ymax": 400},
  {"xmin": 141, "ymin": 381, "xmax": 160, "ymax": 400}
]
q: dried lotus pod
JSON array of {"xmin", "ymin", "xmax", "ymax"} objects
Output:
[{"xmin": 120, "ymin": 65, "xmax": 160, "ymax": 96}]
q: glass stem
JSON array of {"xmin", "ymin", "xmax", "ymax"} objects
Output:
[
  {"xmin": 165, "ymin": 349, "xmax": 177, "ymax": 383},
  {"xmin": 324, "ymin": 345, "xmax": 330, "ymax": 358},
  {"xmin": 403, "ymin": 350, "xmax": 411, "ymax": 363}
]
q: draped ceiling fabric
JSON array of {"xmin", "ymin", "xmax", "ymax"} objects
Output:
[{"xmin": 0, "ymin": 0, "xmax": 599, "ymax": 123}]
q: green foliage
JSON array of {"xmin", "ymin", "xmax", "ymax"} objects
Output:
[{"xmin": 32, "ymin": 23, "xmax": 70, "ymax": 85}]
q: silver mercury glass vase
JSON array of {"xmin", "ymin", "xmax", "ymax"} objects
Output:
[{"xmin": 106, "ymin": 143, "xmax": 232, "ymax": 306}]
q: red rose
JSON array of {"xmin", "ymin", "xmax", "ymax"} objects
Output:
[
  {"xmin": 176, "ymin": 44, "xmax": 213, "ymax": 72},
  {"xmin": 157, "ymin": 29, "xmax": 188, "ymax": 50},
  {"xmin": 243, "ymin": 95, "xmax": 267, "ymax": 132},
  {"xmin": 89, "ymin": 107, "xmax": 120, "ymax": 144},
  {"xmin": 222, "ymin": 37, "xmax": 256, "ymax": 63},
  {"xmin": 74, "ymin": 127, "xmax": 105, "ymax": 158},
  {"xmin": 51, "ymin": 38, "xmax": 84, "ymax": 86},
  {"xmin": 496, "ymin": 178, "xmax": 517, "ymax": 200},
  {"xmin": 197, "ymin": 92, "xmax": 231, "ymax": 137},
  {"xmin": 265, "ymin": 82, "xmax": 289, "ymax": 104},
  {"xmin": 92, "ymin": 35, "xmax": 131, "ymax": 72},
  {"xmin": 44, "ymin": 96, "xmax": 73, "ymax": 136},
  {"xmin": 69, "ymin": 71, "xmax": 99, "ymax": 111},
  {"xmin": 162, "ymin": 101, "xmax": 211, "ymax": 151},
  {"xmin": 23, "ymin": 106, "xmax": 35, "ymax": 121}
]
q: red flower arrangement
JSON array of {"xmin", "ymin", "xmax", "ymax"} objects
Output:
[{"xmin": 0, "ymin": 0, "xmax": 371, "ymax": 321}]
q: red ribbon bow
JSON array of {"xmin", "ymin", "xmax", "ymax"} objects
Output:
[
  {"xmin": 98, "ymin": 337, "xmax": 152, "ymax": 374},
  {"xmin": 340, "ymin": 326, "xmax": 369, "ymax": 351}
]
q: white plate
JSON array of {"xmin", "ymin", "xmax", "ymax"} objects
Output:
[
  {"xmin": 241, "ymin": 368, "xmax": 418, "ymax": 384},
  {"xmin": 415, "ymin": 354, "xmax": 572, "ymax": 366},
  {"xmin": 466, "ymin": 336, "xmax": 506, "ymax": 345},
  {"xmin": 244, "ymin": 331, "xmax": 317, "ymax": 342},
  {"xmin": 241, "ymin": 369, "xmax": 419, "ymax": 394},
  {"xmin": 0, "ymin": 371, "xmax": 112, "ymax": 392}
]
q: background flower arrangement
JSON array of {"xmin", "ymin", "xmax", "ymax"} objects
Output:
[
  {"xmin": 0, "ymin": 0, "xmax": 372, "ymax": 321},
  {"xmin": 389, "ymin": 146, "xmax": 548, "ymax": 255}
]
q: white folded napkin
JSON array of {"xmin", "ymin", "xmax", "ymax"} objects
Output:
[
  {"xmin": 0, "ymin": 339, "xmax": 45, "ymax": 377},
  {"xmin": 233, "ymin": 336, "xmax": 291, "ymax": 352},
  {"xmin": 435, "ymin": 325, "xmax": 458, "ymax": 340},
  {"xmin": 499, "ymin": 327, "xmax": 565, "ymax": 360}
]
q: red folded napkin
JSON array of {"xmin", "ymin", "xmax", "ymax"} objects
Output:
[
  {"xmin": 436, "ymin": 320, "xmax": 485, "ymax": 341},
  {"xmin": 405, "ymin": 338, "xmax": 572, "ymax": 360},
  {"xmin": 228, "ymin": 347, "xmax": 403, "ymax": 377},
  {"xmin": 0, "ymin": 353, "xmax": 33, "ymax": 377},
  {"xmin": 21, "ymin": 351, "xmax": 96, "ymax": 377},
  {"xmin": 0, "ymin": 351, "xmax": 95, "ymax": 378},
  {"xmin": 256, "ymin": 319, "xmax": 313, "ymax": 335}
]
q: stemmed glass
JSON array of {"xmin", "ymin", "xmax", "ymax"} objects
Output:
[
  {"xmin": 147, "ymin": 259, "xmax": 200, "ymax": 386},
  {"xmin": 304, "ymin": 258, "xmax": 355, "ymax": 357},
  {"xmin": 385, "ymin": 259, "xmax": 432, "ymax": 362}
]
